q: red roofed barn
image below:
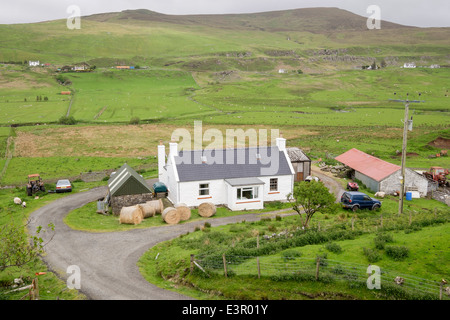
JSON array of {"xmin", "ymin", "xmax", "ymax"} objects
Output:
[{"xmin": 335, "ymin": 148, "xmax": 432, "ymax": 197}]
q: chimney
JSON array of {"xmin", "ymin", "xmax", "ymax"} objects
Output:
[
  {"xmin": 157, "ymin": 140, "xmax": 166, "ymax": 180},
  {"xmin": 276, "ymin": 133, "xmax": 286, "ymax": 152},
  {"xmin": 169, "ymin": 140, "xmax": 178, "ymax": 157}
]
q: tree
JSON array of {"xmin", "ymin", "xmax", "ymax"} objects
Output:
[
  {"xmin": 287, "ymin": 180, "xmax": 336, "ymax": 229},
  {"xmin": 0, "ymin": 221, "xmax": 54, "ymax": 272}
]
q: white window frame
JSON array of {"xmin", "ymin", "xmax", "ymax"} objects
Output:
[
  {"xmin": 199, "ymin": 183, "xmax": 210, "ymax": 196},
  {"xmin": 236, "ymin": 186, "xmax": 259, "ymax": 200}
]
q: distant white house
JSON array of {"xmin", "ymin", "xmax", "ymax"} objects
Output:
[
  {"xmin": 403, "ymin": 62, "xmax": 416, "ymax": 68},
  {"xmin": 28, "ymin": 60, "xmax": 40, "ymax": 67},
  {"xmin": 158, "ymin": 138, "xmax": 295, "ymax": 211},
  {"xmin": 278, "ymin": 69, "xmax": 287, "ymax": 74},
  {"xmin": 430, "ymin": 64, "xmax": 440, "ymax": 69}
]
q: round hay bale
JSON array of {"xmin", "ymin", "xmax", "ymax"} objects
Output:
[
  {"xmin": 162, "ymin": 207, "xmax": 180, "ymax": 225},
  {"xmin": 198, "ymin": 202, "xmax": 216, "ymax": 218},
  {"xmin": 175, "ymin": 203, "xmax": 191, "ymax": 221},
  {"xmin": 145, "ymin": 199, "xmax": 164, "ymax": 214},
  {"xmin": 119, "ymin": 206, "xmax": 143, "ymax": 225},
  {"xmin": 138, "ymin": 204, "xmax": 156, "ymax": 218}
]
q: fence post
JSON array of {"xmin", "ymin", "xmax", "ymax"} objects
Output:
[
  {"xmin": 190, "ymin": 254, "xmax": 194, "ymax": 275},
  {"xmin": 351, "ymin": 216, "xmax": 355, "ymax": 231},
  {"xmin": 223, "ymin": 254, "xmax": 228, "ymax": 278},
  {"xmin": 315, "ymin": 257, "xmax": 320, "ymax": 281},
  {"xmin": 257, "ymin": 257, "xmax": 261, "ymax": 279}
]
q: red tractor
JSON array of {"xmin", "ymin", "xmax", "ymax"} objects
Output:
[
  {"xmin": 26, "ymin": 174, "xmax": 46, "ymax": 196},
  {"xmin": 423, "ymin": 167, "xmax": 449, "ymax": 187}
]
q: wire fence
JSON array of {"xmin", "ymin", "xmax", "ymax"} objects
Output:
[{"xmin": 192, "ymin": 254, "xmax": 449, "ymax": 300}]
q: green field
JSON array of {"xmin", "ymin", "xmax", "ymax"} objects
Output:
[{"xmin": 0, "ymin": 7, "xmax": 449, "ymax": 300}]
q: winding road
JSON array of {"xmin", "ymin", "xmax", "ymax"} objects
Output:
[{"xmin": 27, "ymin": 185, "xmax": 291, "ymax": 300}]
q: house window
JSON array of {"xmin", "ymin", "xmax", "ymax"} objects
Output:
[
  {"xmin": 270, "ymin": 178, "xmax": 278, "ymax": 191},
  {"xmin": 199, "ymin": 183, "xmax": 210, "ymax": 196},
  {"xmin": 237, "ymin": 186, "xmax": 259, "ymax": 200}
]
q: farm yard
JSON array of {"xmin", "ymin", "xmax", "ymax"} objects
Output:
[{"xmin": 0, "ymin": 7, "xmax": 449, "ymax": 302}]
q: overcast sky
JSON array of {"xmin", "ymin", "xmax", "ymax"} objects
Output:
[{"xmin": 1, "ymin": 0, "xmax": 449, "ymax": 27}]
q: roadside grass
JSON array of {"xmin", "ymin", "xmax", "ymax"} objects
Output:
[
  {"xmin": 0, "ymin": 182, "xmax": 104, "ymax": 300},
  {"xmin": 138, "ymin": 207, "xmax": 450, "ymax": 300}
]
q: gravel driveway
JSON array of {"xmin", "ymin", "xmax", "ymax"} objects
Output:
[{"xmin": 27, "ymin": 185, "xmax": 282, "ymax": 300}]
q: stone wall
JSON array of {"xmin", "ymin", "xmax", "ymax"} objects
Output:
[{"xmin": 111, "ymin": 193, "xmax": 153, "ymax": 215}]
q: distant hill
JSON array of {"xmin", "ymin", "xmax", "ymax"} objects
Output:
[
  {"xmin": 0, "ymin": 7, "xmax": 448, "ymax": 69},
  {"xmin": 85, "ymin": 7, "xmax": 409, "ymax": 33}
]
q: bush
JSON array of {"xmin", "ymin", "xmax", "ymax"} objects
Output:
[
  {"xmin": 325, "ymin": 242, "xmax": 343, "ymax": 254},
  {"xmin": 374, "ymin": 233, "xmax": 394, "ymax": 250},
  {"xmin": 129, "ymin": 117, "xmax": 140, "ymax": 125},
  {"xmin": 385, "ymin": 245, "xmax": 409, "ymax": 261},
  {"xmin": 363, "ymin": 247, "xmax": 382, "ymax": 263},
  {"xmin": 280, "ymin": 249, "xmax": 302, "ymax": 261},
  {"xmin": 58, "ymin": 115, "xmax": 77, "ymax": 125}
]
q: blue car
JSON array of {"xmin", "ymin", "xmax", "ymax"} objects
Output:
[{"xmin": 340, "ymin": 191, "xmax": 381, "ymax": 212}]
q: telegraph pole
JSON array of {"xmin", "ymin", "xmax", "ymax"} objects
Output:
[
  {"xmin": 399, "ymin": 100, "xmax": 409, "ymax": 215},
  {"xmin": 390, "ymin": 93, "xmax": 423, "ymax": 214}
]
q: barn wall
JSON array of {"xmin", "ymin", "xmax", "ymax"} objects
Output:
[
  {"xmin": 111, "ymin": 193, "xmax": 153, "ymax": 215},
  {"xmin": 354, "ymin": 171, "xmax": 379, "ymax": 193},
  {"xmin": 380, "ymin": 169, "xmax": 429, "ymax": 197}
]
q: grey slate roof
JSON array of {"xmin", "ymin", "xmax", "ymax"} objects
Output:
[
  {"xmin": 286, "ymin": 147, "xmax": 310, "ymax": 162},
  {"xmin": 108, "ymin": 163, "xmax": 152, "ymax": 197},
  {"xmin": 174, "ymin": 146, "xmax": 292, "ymax": 182}
]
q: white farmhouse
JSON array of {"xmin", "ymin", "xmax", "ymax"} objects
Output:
[
  {"xmin": 403, "ymin": 62, "xmax": 416, "ymax": 68},
  {"xmin": 28, "ymin": 60, "xmax": 40, "ymax": 67},
  {"xmin": 158, "ymin": 137, "xmax": 295, "ymax": 211}
]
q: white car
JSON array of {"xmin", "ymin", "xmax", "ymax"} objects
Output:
[{"xmin": 56, "ymin": 179, "xmax": 72, "ymax": 193}]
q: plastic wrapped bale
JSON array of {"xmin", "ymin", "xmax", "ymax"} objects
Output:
[
  {"xmin": 175, "ymin": 203, "xmax": 191, "ymax": 221},
  {"xmin": 138, "ymin": 203, "xmax": 156, "ymax": 218},
  {"xmin": 145, "ymin": 199, "xmax": 164, "ymax": 215},
  {"xmin": 161, "ymin": 207, "xmax": 180, "ymax": 225},
  {"xmin": 119, "ymin": 206, "xmax": 143, "ymax": 225},
  {"xmin": 198, "ymin": 202, "xmax": 216, "ymax": 218}
]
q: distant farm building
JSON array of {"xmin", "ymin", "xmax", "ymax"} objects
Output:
[
  {"xmin": 115, "ymin": 66, "xmax": 135, "ymax": 70},
  {"xmin": 335, "ymin": 148, "xmax": 431, "ymax": 197},
  {"xmin": 278, "ymin": 69, "xmax": 287, "ymax": 74},
  {"xmin": 403, "ymin": 62, "xmax": 416, "ymax": 68},
  {"xmin": 60, "ymin": 91, "xmax": 71, "ymax": 95},
  {"xmin": 286, "ymin": 147, "xmax": 311, "ymax": 182},
  {"xmin": 72, "ymin": 62, "xmax": 90, "ymax": 71},
  {"xmin": 108, "ymin": 163, "xmax": 153, "ymax": 215},
  {"xmin": 28, "ymin": 60, "xmax": 40, "ymax": 67}
]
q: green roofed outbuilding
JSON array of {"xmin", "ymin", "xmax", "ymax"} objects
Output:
[{"xmin": 108, "ymin": 163, "xmax": 154, "ymax": 214}]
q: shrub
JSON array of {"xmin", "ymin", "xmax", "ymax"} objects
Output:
[
  {"xmin": 385, "ymin": 245, "xmax": 409, "ymax": 261},
  {"xmin": 58, "ymin": 115, "xmax": 77, "ymax": 125},
  {"xmin": 374, "ymin": 233, "xmax": 394, "ymax": 250},
  {"xmin": 129, "ymin": 117, "xmax": 140, "ymax": 125},
  {"xmin": 363, "ymin": 247, "xmax": 382, "ymax": 263},
  {"xmin": 280, "ymin": 249, "xmax": 302, "ymax": 261},
  {"xmin": 325, "ymin": 242, "xmax": 343, "ymax": 254}
]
